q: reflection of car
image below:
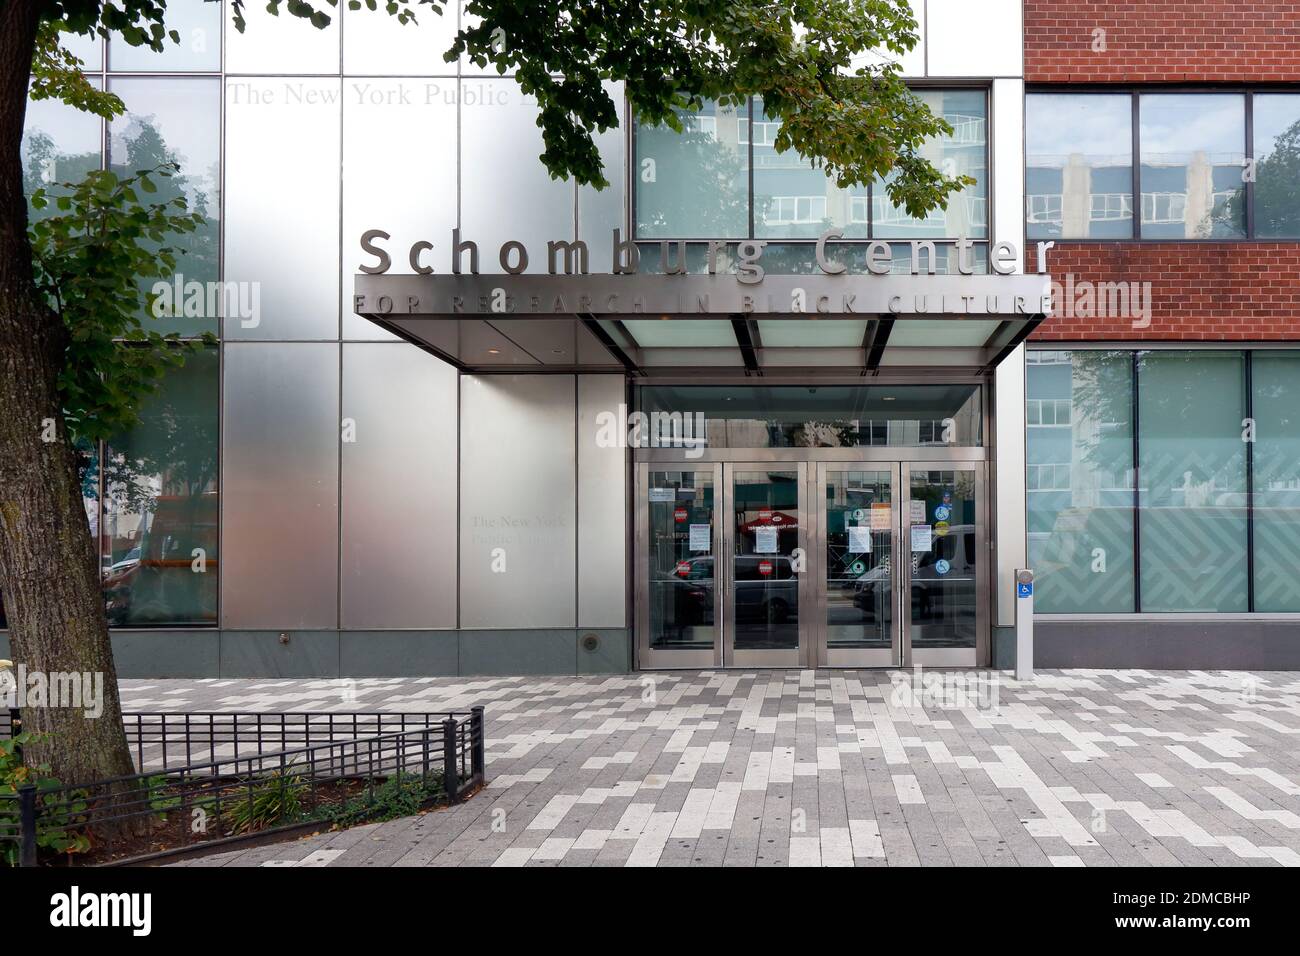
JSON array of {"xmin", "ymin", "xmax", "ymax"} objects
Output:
[
  {"xmin": 733, "ymin": 556, "xmax": 798, "ymax": 624},
  {"xmin": 653, "ymin": 556, "xmax": 714, "ymax": 630},
  {"xmin": 104, "ymin": 493, "xmax": 218, "ymax": 625},
  {"xmin": 910, "ymin": 523, "xmax": 976, "ymax": 616}
]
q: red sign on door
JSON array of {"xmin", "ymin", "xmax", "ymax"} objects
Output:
[
  {"xmin": 758, "ymin": 508, "xmax": 772, "ymax": 523},
  {"xmin": 675, "ymin": 561, "xmax": 691, "ymax": 577},
  {"xmin": 758, "ymin": 560, "xmax": 774, "ymax": 577},
  {"xmin": 673, "ymin": 507, "xmax": 688, "ymax": 523}
]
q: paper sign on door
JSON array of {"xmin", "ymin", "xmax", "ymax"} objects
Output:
[
  {"xmin": 648, "ymin": 488, "xmax": 675, "ymax": 502},
  {"xmin": 869, "ymin": 503, "xmax": 891, "ymax": 530},
  {"xmin": 910, "ymin": 524, "xmax": 932, "ymax": 552},
  {"xmin": 909, "ymin": 499, "xmax": 926, "ymax": 524},
  {"xmin": 688, "ymin": 523, "xmax": 711, "ymax": 552},
  {"xmin": 848, "ymin": 526, "xmax": 872, "ymax": 554},
  {"xmin": 754, "ymin": 526, "xmax": 779, "ymax": 554}
]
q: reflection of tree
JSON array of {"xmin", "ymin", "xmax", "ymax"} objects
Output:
[
  {"xmin": 113, "ymin": 115, "xmax": 218, "ymax": 288},
  {"xmin": 100, "ymin": 350, "xmax": 219, "ymax": 624},
  {"xmin": 1066, "ymin": 351, "xmax": 1134, "ymax": 482},
  {"xmin": 1237, "ymin": 117, "xmax": 1300, "ymax": 237},
  {"xmin": 21, "ymin": 129, "xmax": 98, "ymax": 219},
  {"xmin": 639, "ymin": 124, "xmax": 749, "ymax": 235}
]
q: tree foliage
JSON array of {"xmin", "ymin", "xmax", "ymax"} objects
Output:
[{"xmin": 28, "ymin": 165, "xmax": 213, "ymax": 445}]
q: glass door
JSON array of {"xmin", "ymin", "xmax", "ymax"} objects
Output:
[
  {"xmin": 721, "ymin": 463, "xmax": 809, "ymax": 667},
  {"xmin": 815, "ymin": 465, "xmax": 901, "ymax": 666},
  {"xmin": 901, "ymin": 465, "xmax": 985, "ymax": 666},
  {"xmin": 636, "ymin": 463, "xmax": 722, "ymax": 669}
]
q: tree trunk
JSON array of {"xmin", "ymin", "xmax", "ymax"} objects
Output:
[{"xmin": 0, "ymin": 0, "xmax": 135, "ymax": 787}]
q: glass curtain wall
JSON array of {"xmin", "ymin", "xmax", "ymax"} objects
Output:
[
  {"xmin": 1028, "ymin": 348, "xmax": 1299, "ymax": 614},
  {"xmin": 635, "ymin": 88, "xmax": 988, "ymax": 270},
  {"xmin": 4, "ymin": 1, "xmax": 222, "ymax": 628}
]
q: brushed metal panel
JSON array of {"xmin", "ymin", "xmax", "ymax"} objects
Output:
[
  {"xmin": 577, "ymin": 375, "xmax": 628, "ymax": 627},
  {"xmin": 225, "ymin": 78, "xmax": 341, "ymax": 340},
  {"xmin": 460, "ymin": 375, "xmax": 576, "ymax": 627},
  {"xmin": 926, "ymin": 0, "xmax": 1022, "ymax": 78},
  {"xmin": 341, "ymin": 344, "xmax": 458, "ymax": 628},
  {"xmin": 221, "ymin": 343, "xmax": 340, "ymax": 628},
  {"xmin": 994, "ymin": 343, "xmax": 1027, "ymax": 627},
  {"xmin": 460, "ymin": 80, "xmax": 577, "ymax": 274},
  {"xmin": 342, "ymin": 77, "xmax": 457, "ymax": 340},
  {"xmin": 992, "ymin": 78, "xmax": 1025, "ymax": 269}
]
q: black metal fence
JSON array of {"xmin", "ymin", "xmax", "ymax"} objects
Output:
[{"xmin": 1, "ymin": 706, "xmax": 485, "ymax": 867}]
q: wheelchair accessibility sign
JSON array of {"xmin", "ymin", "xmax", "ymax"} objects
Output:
[{"xmin": 1017, "ymin": 581, "xmax": 1033, "ymax": 598}]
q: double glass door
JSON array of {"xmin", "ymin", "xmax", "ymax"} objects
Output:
[{"xmin": 637, "ymin": 459, "xmax": 985, "ymax": 668}]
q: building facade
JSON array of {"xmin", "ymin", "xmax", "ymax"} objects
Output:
[{"xmin": 3, "ymin": 0, "xmax": 1298, "ymax": 676}]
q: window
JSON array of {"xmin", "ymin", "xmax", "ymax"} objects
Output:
[
  {"xmin": 1026, "ymin": 351, "xmax": 1136, "ymax": 613},
  {"xmin": 107, "ymin": 0, "xmax": 221, "ymax": 72},
  {"xmin": 108, "ymin": 76, "xmax": 222, "ymax": 336},
  {"xmin": 1250, "ymin": 352, "xmax": 1300, "ymax": 610},
  {"xmin": 637, "ymin": 89, "xmax": 987, "ymax": 242},
  {"xmin": 1137, "ymin": 351, "xmax": 1248, "ymax": 610},
  {"xmin": 1026, "ymin": 90, "xmax": 1300, "ymax": 241},
  {"xmin": 638, "ymin": 385, "xmax": 983, "ymax": 449},
  {"xmin": 1252, "ymin": 94, "xmax": 1300, "ymax": 238},
  {"xmin": 102, "ymin": 348, "xmax": 220, "ymax": 626},
  {"xmin": 1139, "ymin": 94, "xmax": 1246, "ymax": 239},
  {"xmin": 634, "ymin": 99, "xmax": 748, "ymax": 239}
]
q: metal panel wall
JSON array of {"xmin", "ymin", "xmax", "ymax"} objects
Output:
[
  {"xmin": 994, "ymin": 344, "xmax": 1028, "ymax": 627},
  {"xmin": 926, "ymin": 0, "xmax": 1023, "ymax": 77},
  {"xmin": 224, "ymin": 78, "xmax": 342, "ymax": 340},
  {"xmin": 341, "ymin": 344, "xmax": 458, "ymax": 628},
  {"xmin": 991, "ymin": 77, "xmax": 1029, "ymax": 629},
  {"xmin": 459, "ymin": 374, "xmax": 577, "ymax": 627},
  {"xmin": 577, "ymin": 375, "xmax": 628, "ymax": 628},
  {"xmin": 341, "ymin": 78, "xmax": 458, "ymax": 340},
  {"xmin": 460, "ymin": 80, "xmax": 577, "ymax": 274},
  {"xmin": 221, "ymin": 343, "xmax": 340, "ymax": 628}
]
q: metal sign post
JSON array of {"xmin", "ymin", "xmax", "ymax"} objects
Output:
[{"xmin": 1015, "ymin": 568, "xmax": 1034, "ymax": 680}]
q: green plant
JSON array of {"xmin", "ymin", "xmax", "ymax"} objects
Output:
[
  {"xmin": 0, "ymin": 734, "xmax": 92, "ymax": 865},
  {"xmin": 222, "ymin": 769, "xmax": 307, "ymax": 835},
  {"xmin": 314, "ymin": 772, "xmax": 446, "ymax": 830}
]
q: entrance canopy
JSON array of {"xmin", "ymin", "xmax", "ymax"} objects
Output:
[{"xmin": 353, "ymin": 273, "xmax": 1051, "ymax": 376}]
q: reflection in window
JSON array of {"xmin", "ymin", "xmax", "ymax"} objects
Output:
[
  {"xmin": 873, "ymin": 90, "xmax": 987, "ymax": 239},
  {"xmin": 108, "ymin": 77, "xmax": 221, "ymax": 336},
  {"xmin": 753, "ymin": 96, "xmax": 867, "ymax": 239},
  {"xmin": 1139, "ymin": 94, "xmax": 1246, "ymax": 239},
  {"xmin": 1251, "ymin": 352, "xmax": 1300, "ymax": 610},
  {"xmin": 1137, "ymin": 351, "xmax": 1247, "ymax": 611},
  {"xmin": 636, "ymin": 90, "xmax": 985, "ymax": 240},
  {"xmin": 638, "ymin": 385, "xmax": 982, "ymax": 448},
  {"xmin": 1026, "ymin": 350, "xmax": 1135, "ymax": 613},
  {"xmin": 1026, "ymin": 94, "xmax": 1133, "ymax": 239},
  {"xmin": 108, "ymin": 0, "xmax": 222, "ymax": 71},
  {"xmin": 635, "ymin": 100, "xmax": 749, "ymax": 239},
  {"xmin": 21, "ymin": 78, "xmax": 103, "ymax": 217},
  {"xmin": 1252, "ymin": 94, "xmax": 1300, "ymax": 239},
  {"xmin": 101, "ymin": 348, "xmax": 219, "ymax": 626}
]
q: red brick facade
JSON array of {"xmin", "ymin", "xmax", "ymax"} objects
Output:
[
  {"xmin": 1025, "ymin": 2, "xmax": 1300, "ymax": 341},
  {"xmin": 1024, "ymin": 1, "xmax": 1300, "ymax": 82},
  {"xmin": 1030, "ymin": 243, "xmax": 1300, "ymax": 340}
]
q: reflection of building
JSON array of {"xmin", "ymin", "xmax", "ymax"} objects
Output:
[{"xmin": 3, "ymin": 0, "xmax": 1300, "ymax": 673}]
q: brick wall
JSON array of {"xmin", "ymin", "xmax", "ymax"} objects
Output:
[
  {"xmin": 1030, "ymin": 242, "xmax": 1300, "ymax": 340},
  {"xmin": 1025, "ymin": 1, "xmax": 1300, "ymax": 82}
]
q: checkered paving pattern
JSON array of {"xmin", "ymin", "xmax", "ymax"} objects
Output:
[{"xmin": 121, "ymin": 670, "xmax": 1300, "ymax": 868}]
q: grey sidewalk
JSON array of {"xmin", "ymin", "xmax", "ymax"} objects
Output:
[{"xmin": 116, "ymin": 669, "xmax": 1300, "ymax": 868}]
